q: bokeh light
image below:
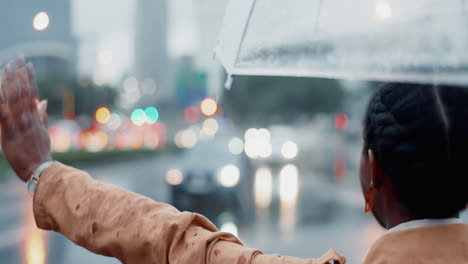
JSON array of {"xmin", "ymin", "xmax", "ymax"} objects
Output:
[
  {"xmin": 95, "ymin": 106, "xmax": 111, "ymax": 125},
  {"xmin": 202, "ymin": 118, "xmax": 219, "ymax": 136},
  {"xmin": 281, "ymin": 141, "xmax": 299, "ymax": 159},
  {"xmin": 218, "ymin": 164, "xmax": 240, "ymax": 187},
  {"xmin": 115, "ymin": 132, "xmax": 130, "ymax": 149},
  {"xmin": 141, "ymin": 78, "xmax": 157, "ymax": 95},
  {"xmin": 257, "ymin": 128, "xmax": 271, "ymax": 141},
  {"xmin": 181, "ymin": 129, "xmax": 197, "ymax": 148},
  {"xmin": 334, "ymin": 156, "xmax": 347, "ymax": 182},
  {"xmin": 123, "ymin": 76, "xmax": 138, "ymax": 92},
  {"xmin": 107, "ymin": 113, "xmax": 123, "ymax": 130},
  {"xmin": 131, "ymin": 108, "xmax": 146, "ymax": 126},
  {"xmin": 166, "ymin": 169, "xmax": 184, "ymax": 185},
  {"xmin": 24, "ymin": 220, "xmax": 47, "ymax": 264},
  {"xmin": 228, "ymin": 137, "xmax": 244, "ymax": 155},
  {"xmin": 145, "ymin": 107, "xmax": 159, "ymax": 124},
  {"xmin": 259, "ymin": 144, "xmax": 272, "ymax": 158},
  {"xmin": 254, "ymin": 167, "xmax": 273, "ymax": 209},
  {"xmin": 79, "ymin": 131, "xmax": 92, "ymax": 149},
  {"xmin": 244, "ymin": 128, "xmax": 257, "ymax": 140},
  {"xmin": 244, "ymin": 128, "xmax": 272, "ymax": 159},
  {"xmin": 49, "ymin": 126, "xmax": 71, "ymax": 153},
  {"xmin": 375, "ymin": 0, "xmax": 392, "ymax": 20},
  {"xmin": 144, "ymin": 134, "xmax": 160, "ymax": 149},
  {"xmin": 184, "ymin": 106, "xmax": 200, "ymax": 123},
  {"xmin": 131, "ymin": 135, "xmax": 145, "ymax": 150},
  {"xmin": 335, "ymin": 113, "xmax": 349, "ymax": 130},
  {"xmin": 33, "ymin": 12, "xmax": 50, "ymax": 31},
  {"xmin": 174, "ymin": 131, "xmax": 185, "ymax": 148},
  {"xmin": 200, "ymin": 98, "xmax": 218, "ymax": 117},
  {"xmin": 279, "ymin": 164, "xmax": 299, "ymax": 203},
  {"xmin": 94, "ymin": 131, "xmax": 108, "ymax": 149}
]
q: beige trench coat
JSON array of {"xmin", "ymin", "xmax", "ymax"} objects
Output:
[{"xmin": 363, "ymin": 223, "xmax": 468, "ymax": 264}]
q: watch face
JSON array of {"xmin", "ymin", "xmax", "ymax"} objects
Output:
[{"xmin": 27, "ymin": 180, "xmax": 37, "ymax": 195}]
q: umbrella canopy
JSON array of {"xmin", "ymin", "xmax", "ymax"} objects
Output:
[{"xmin": 215, "ymin": 0, "xmax": 468, "ymax": 87}]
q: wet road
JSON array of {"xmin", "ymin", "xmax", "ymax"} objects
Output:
[{"xmin": 1, "ymin": 155, "xmax": 466, "ymax": 264}]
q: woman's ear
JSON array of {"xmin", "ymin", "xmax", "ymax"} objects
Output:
[{"xmin": 368, "ymin": 149, "xmax": 380, "ymax": 187}]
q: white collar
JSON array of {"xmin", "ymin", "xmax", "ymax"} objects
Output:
[{"xmin": 386, "ymin": 218, "xmax": 463, "ymax": 234}]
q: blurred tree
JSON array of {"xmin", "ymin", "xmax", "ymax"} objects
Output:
[
  {"xmin": 38, "ymin": 79, "xmax": 117, "ymax": 118},
  {"xmin": 222, "ymin": 76, "xmax": 346, "ymax": 125}
]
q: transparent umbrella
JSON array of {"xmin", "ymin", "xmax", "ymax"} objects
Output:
[{"xmin": 215, "ymin": 0, "xmax": 468, "ymax": 87}]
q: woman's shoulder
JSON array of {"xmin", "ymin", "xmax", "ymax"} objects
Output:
[{"xmin": 363, "ymin": 224, "xmax": 468, "ymax": 264}]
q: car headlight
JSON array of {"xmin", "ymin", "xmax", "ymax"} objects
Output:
[
  {"xmin": 166, "ymin": 169, "xmax": 184, "ymax": 185},
  {"xmin": 217, "ymin": 164, "xmax": 240, "ymax": 187},
  {"xmin": 281, "ymin": 141, "xmax": 298, "ymax": 159}
]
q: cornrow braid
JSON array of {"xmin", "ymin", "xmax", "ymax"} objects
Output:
[
  {"xmin": 363, "ymin": 83, "xmax": 468, "ymax": 218},
  {"xmin": 432, "ymin": 85, "xmax": 451, "ymax": 161}
]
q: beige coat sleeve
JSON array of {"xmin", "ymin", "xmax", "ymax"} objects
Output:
[{"xmin": 33, "ymin": 163, "xmax": 318, "ymax": 264}]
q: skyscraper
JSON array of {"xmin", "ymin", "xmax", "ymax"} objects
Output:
[
  {"xmin": 196, "ymin": 0, "xmax": 229, "ymax": 97},
  {"xmin": 134, "ymin": 0, "xmax": 171, "ymax": 104}
]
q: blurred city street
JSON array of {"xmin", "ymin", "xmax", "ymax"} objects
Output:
[{"xmin": 1, "ymin": 0, "xmax": 468, "ymax": 263}]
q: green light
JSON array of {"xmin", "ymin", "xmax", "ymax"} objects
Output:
[
  {"xmin": 145, "ymin": 107, "xmax": 159, "ymax": 124},
  {"xmin": 131, "ymin": 108, "xmax": 146, "ymax": 126}
]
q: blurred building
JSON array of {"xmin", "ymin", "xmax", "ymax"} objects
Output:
[
  {"xmin": 0, "ymin": 0, "xmax": 77, "ymax": 80},
  {"xmin": 174, "ymin": 56, "xmax": 207, "ymax": 107},
  {"xmin": 134, "ymin": 0, "xmax": 172, "ymax": 105},
  {"xmin": 195, "ymin": 0, "xmax": 229, "ymax": 97}
]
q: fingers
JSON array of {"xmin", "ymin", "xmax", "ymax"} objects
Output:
[
  {"xmin": 318, "ymin": 249, "xmax": 346, "ymax": 264},
  {"xmin": 0, "ymin": 73, "xmax": 5, "ymax": 114},
  {"xmin": 25, "ymin": 63, "xmax": 38, "ymax": 98},
  {"xmin": 4, "ymin": 62, "xmax": 27, "ymax": 127},
  {"xmin": 20, "ymin": 61, "xmax": 44, "ymax": 127},
  {"xmin": 4, "ymin": 64, "xmax": 18, "ymax": 109},
  {"xmin": 0, "ymin": 65, "xmax": 15, "ymax": 138},
  {"xmin": 328, "ymin": 249, "xmax": 346, "ymax": 264},
  {"xmin": 1, "ymin": 58, "xmax": 41, "ymax": 132},
  {"xmin": 16, "ymin": 68, "xmax": 33, "ymax": 130},
  {"xmin": 37, "ymin": 100, "xmax": 48, "ymax": 127},
  {"xmin": 16, "ymin": 57, "xmax": 28, "ymax": 110},
  {"xmin": 0, "ymin": 58, "xmax": 43, "ymax": 136},
  {"xmin": 0, "ymin": 73, "xmax": 9, "ymax": 138}
]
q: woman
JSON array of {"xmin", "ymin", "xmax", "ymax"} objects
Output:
[
  {"xmin": 0, "ymin": 60, "xmax": 466, "ymax": 263},
  {"xmin": 360, "ymin": 83, "xmax": 468, "ymax": 263}
]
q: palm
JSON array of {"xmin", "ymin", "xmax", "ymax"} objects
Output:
[{"xmin": 0, "ymin": 58, "xmax": 51, "ymax": 182}]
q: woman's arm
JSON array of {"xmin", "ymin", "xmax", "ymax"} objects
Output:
[{"xmin": 34, "ymin": 162, "xmax": 260, "ymax": 264}]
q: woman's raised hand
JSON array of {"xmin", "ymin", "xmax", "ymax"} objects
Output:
[{"xmin": 0, "ymin": 57, "xmax": 51, "ymax": 182}]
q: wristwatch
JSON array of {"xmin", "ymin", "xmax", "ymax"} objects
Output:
[{"xmin": 27, "ymin": 161, "xmax": 55, "ymax": 195}]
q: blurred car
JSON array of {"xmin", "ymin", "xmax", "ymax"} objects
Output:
[
  {"xmin": 165, "ymin": 135, "xmax": 254, "ymax": 226},
  {"xmin": 243, "ymin": 125, "xmax": 299, "ymax": 169}
]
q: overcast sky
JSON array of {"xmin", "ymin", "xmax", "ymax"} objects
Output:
[{"xmin": 71, "ymin": 0, "xmax": 200, "ymax": 82}]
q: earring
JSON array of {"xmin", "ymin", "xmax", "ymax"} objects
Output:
[{"xmin": 365, "ymin": 181, "xmax": 376, "ymax": 213}]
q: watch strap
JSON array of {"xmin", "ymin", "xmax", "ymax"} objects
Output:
[{"xmin": 27, "ymin": 161, "xmax": 55, "ymax": 195}]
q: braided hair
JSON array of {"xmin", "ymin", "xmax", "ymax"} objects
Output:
[{"xmin": 363, "ymin": 83, "xmax": 468, "ymax": 219}]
